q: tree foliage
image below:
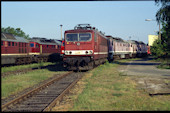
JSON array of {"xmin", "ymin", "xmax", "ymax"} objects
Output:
[
  {"xmin": 155, "ymin": 0, "xmax": 170, "ymax": 24},
  {"xmin": 151, "ymin": 0, "xmax": 170, "ymax": 60},
  {"xmin": 1, "ymin": 26, "xmax": 30, "ymax": 39},
  {"xmin": 151, "ymin": 22, "xmax": 170, "ymax": 59}
]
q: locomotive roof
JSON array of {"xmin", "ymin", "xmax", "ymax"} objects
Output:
[
  {"xmin": 30, "ymin": 37, "xmax": 59, "ymax": 45},
  {"xmin": 1, "ymin": 33, "xmax": 29, "ymax": 43},
  {"xmin": 106, "ymin": 35, "xmax": 125, "ymax": 42},
  {"xmin": 53, "ymin": 39, "xmax": 62, "ymax": 45},
  {"xmin": 127, "ymin": 40, "xmax": 146, "ymax": 45}
]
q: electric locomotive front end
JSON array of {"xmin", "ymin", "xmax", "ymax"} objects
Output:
[{"xmin": 63, "ymin": 24, "xmax": 95, "ymax": 71}]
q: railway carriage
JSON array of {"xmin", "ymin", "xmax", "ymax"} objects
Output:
[{"xmin": 63, "ymin": 24, "xmax": 108, "ymax": 70}]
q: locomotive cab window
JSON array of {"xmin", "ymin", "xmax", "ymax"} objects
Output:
[
  {"xmin": 30, "ymin": 43, "xmax": 34, "ymax": 47},
  {"xmin": 79, "ymin": 33, "xmax": 91, "ymax": 42},
  {"xmin": 66, "ymin": 34, "xmax": 78, "ymax": 42},
  {"xmin": 66, "ymin": 33, "xmax": 91, "ymax": 42}
]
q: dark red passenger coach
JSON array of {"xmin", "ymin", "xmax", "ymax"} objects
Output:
[{"xmin": 63, "ymin": 24, "xmax": 108, "ymax": 70}]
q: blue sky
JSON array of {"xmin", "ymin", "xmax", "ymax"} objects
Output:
[{"xmin": 1, "ymin": 1, "xmax": 161, "ymax": 44}]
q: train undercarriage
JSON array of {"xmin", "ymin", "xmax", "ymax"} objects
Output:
[
  {"xmin": 63, "ymin": 56, "xmax": 107, "ymax": 71},
  {"xmin": 1, "ymin": 52, "xmax": 62, "ymax": 66}
]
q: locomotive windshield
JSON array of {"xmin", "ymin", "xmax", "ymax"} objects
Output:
[
  {"xmin": 66, "ymin": 34, "xmax": 78, "ymax": 42},
  {"xmin": 79, "ymin": 33, "xmax": 91, "ymax": 41},
  {"xmin": 66, "ymin": 33, "xmax": 91, "ymax": 42}
]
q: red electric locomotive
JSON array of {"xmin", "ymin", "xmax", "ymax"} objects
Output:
[{"xmin": 63, "ymin": 24, "xmax": 108, "ymax": 71}]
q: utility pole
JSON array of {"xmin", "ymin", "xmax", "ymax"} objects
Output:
[
  {"xmin": 158, "ymin": 23, "xmax": 161, "ymax": 40},
  {"xmin": 145, "ymin": 19, "xmax": 161, "ymax": 40},
  {"xmin": 60, "ymin": 24, "xmax": 63, "ymax": 41}
]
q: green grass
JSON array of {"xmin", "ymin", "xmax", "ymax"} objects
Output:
[
  {"xmin": 157, "ymin": 62, "xmax": 170, "ymax": 69},
  {"xmin": 1, "ymin": 62, "xmax": 56, "ymax": 73},
  {"xmin": 70, "ymin": 62, "xmax": 170, "ymax": 111},
  {"xmin": 1, "ymin": 67, "xmax": 67, "ymax": 99}
]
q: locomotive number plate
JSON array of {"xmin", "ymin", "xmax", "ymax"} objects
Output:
[{"xmin": 76, "ymin": 52, "xmax": 81, "ymax": 54}]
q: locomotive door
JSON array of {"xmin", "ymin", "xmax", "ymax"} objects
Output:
[
  {"xmin": 94, "ymin": 32, "xmax": 97, "ymax": 51},
  {"xmin": 5, "ymin": 41, "xmax": 8, "ymax": 53}
]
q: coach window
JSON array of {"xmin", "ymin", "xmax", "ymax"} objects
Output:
[
  {"xmin": 16, "ymin": 43, "xmax": 17, "ymax": 46},
  {"xmin": 1, "ymin": 41, "xmax": 3, "ymax": 46},
  {"xmin": 66, "ymin": 34, "xmax": 78, "ymax": 42}
]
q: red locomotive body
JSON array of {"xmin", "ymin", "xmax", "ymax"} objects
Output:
[
  {"xmin": 1, "ymin": 33, "xmax": 29, "ymax": 65},
  {"xmin": 147, "ymin": 46, "xmax": 151, "ymax": 55},
  {"xmin": 29, "ymin": 37, "xmax": 61, "ymax": 62},
  {"xmin": 63, "ymin": 24, "xmax": 108, "ymax": 70},
  {"xmin": 60, "ymin": 40, "xmax": 65, "ymax": 55},
  {"xmin": 1, "ymin": 33, "xmax": 61, "ymax": 65}
]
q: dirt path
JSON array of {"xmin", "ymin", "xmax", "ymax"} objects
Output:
[{"xmin": 117, "ymin": 57, "xmax": 170, "ymax": 95}]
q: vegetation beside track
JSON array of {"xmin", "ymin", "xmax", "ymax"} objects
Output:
[
  {"xmin": 1, "ymin": 64, "xmax": 68, "ymax": 99},
  {"xmin": 52, "ymin": 59, "xmax": 170, "ymax": 111},
  {"xmin": 71, "ymin": 61, "xmax": 170, "ymax": 111},
  {"xmin": 1, "ymin": 62, "xmax": 56, "ymax": 73}
]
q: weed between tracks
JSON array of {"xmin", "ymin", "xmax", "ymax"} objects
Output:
[{"xmin": 52, "ymin": 61, "xmax": 170, "ymax": 111}]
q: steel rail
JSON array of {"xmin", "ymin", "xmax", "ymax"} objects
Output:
[
  {"xmin": 43, "ymin": 74, "xmax": 83, "ymax": 111},
  {"xmin": 1, "ymin": 71, "xmax": 73, "ymax": 111}
]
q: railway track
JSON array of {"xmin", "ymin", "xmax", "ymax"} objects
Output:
[{"xmin": 2, "ymin": 71, "xmax": 84, "ymax": 112}]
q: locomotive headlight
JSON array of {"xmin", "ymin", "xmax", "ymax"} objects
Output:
[
  {"xmin": 65, "ymin": 51, "xmax": 68, "ymax": 54},
  {"xmin": 69, "ymin": 51, "xmax": 72, "ymax": 54},
  {"xmin": 85, "ymin": 51, "xmax": 88, "ymax": 54},
  {"xmin": 90, "ymin": 50, "xmax": 93, "ymax": 54}
]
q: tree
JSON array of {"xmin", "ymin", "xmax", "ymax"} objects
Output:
[
  {"xmin": 1, "ymin": 26, "xmax": 30, "ymax": 39},
  {"xmin": 151, "ymin": 22, "xmax": 170, "ymax": 56},
  {"xmin": 155, "ymin": 0, "xmax": 170, "ymax": 24},
  {"xmin": 153, "ymin": 0, "xmax": 170, "ymax": 60}
]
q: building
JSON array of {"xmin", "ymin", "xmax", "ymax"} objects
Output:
[{"xmin": 148, "ymin": 35, "xmax": 158, "ymax": 46}]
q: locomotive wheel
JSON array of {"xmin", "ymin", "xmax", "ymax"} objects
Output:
[
  {"xmin": 37, "ymin": 57, "xmax": 43, "ymax": 63},
  {"xmin": 16, "ymin": 58, "xmax": 22, "ymax": 65},
  {"xmin": 88, "ymin": 61, "xmax": 94, "ymax": 70},
  {"xmin": 26, "ymin": 57, "xmax": 32, "ymax": 64},
  {"xmin": 20, "ymin": 58, "xmax": 25, "ymax": 64},
  {"xmin": 43, "ymin": 57, "xmax": 48, "ymax": 62}
]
